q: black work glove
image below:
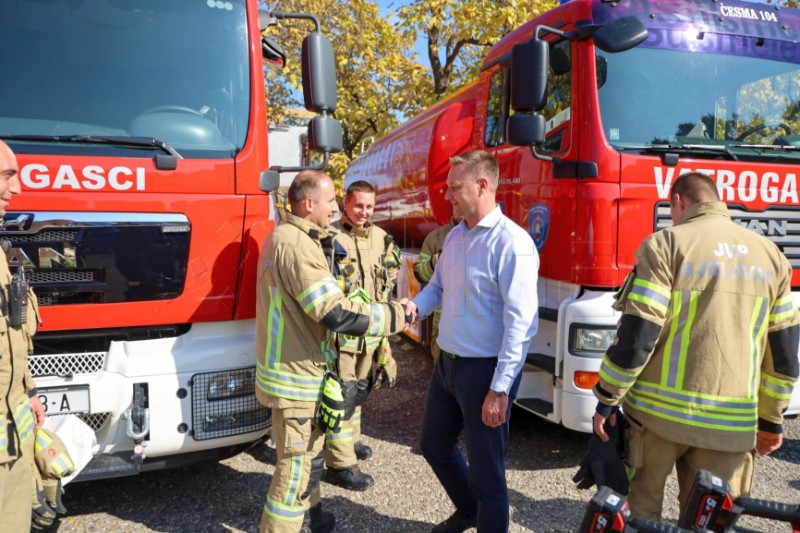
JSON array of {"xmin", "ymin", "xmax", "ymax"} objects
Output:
[{"xmin": 573, "ymin": 408, "xmax": 629, "ymax": 495}]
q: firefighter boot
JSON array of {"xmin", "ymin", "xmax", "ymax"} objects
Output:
[
  {"xmin": 324, "ymin": 465, "xmax": 374, "ymax": 491},
  {"xmin": 354, "ymin": 442, "xmax": 372, "ymax": 461},
  {"xmin": 300, "ymin": 503, "xmax": 335, "ymax": 533}
]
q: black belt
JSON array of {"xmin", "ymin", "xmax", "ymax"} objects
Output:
[{"xmin": 442, "ymin": 350, "xmax": 461, "ymax": 359}]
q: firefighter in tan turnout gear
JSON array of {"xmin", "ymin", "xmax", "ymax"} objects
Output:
[
  {"xmin": 0, "ymin": 140, "xmax": 45, "ymax": 533},
  {"xmin": 592, "ymin": 172, "xmax": 800, "ymax": 524},
  {"xmin": 323, "ymin": 180, "xmax": 401, "ymax": 491},
  {"xmin": 256, "ymin": 170, "xmax": 408, "ymax": 533},
  {"xmin": 413, "ymin": 217, "xmax": 459, "ymax": 361}
]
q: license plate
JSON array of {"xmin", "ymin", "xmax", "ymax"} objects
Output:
[{"xmin": 39, "ymin": 386, "xmax": 90, "ymax": 415}]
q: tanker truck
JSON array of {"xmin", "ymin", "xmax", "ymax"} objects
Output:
[{"xmin": 346, "ymin": 0, "xmax": 800, "ymax": 432}]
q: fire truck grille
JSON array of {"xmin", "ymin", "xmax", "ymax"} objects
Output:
[
  {"xmin": 28, "ymin": 270, "xmax": 95, "ymax": 284},
  {"xmin": 656, "ymin": 203, "xmax": 800, "ymax": 269},
  {"xmin": 190, "ymin": 367, "xmax": 271, "ymax": 441},
  {"xmin": 47, "ymin": 412, "xmax": 111, "ymax": 432},
  {"xmin": 10, "ymin": 230, "xmax": 78, "ymax": 243},
  {"xmin": 1, "ymin": 211, "xmax": 191, "ymax": 306},
  {"xmin": 27, "ymin": 352, "xmax": 106, "ymax": 378}
]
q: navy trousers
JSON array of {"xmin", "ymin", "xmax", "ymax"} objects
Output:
[{"xmin": 420, "ymin": 351, "xmax": 521, "ymax": 533}]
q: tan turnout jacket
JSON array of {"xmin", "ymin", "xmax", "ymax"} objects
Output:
[
  {"xmin": 255, "ymin": 213, "xmax": 406, "ymax": 411},
  {"xmin": 595, "ymin": 202, "xmax": 799, "ymax": 452}
]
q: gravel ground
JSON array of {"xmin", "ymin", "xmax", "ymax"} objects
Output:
[{"xmin": 52, "ymin": 335, "xmax": 800, "ymax": 533}]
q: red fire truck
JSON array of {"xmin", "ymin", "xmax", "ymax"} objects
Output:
[
  {"xmin": 0, "ymin": 1, "xmax": 340, "ymax": 479},
  {"xmin": 346, "ymin": 0, "xmax": 800, "ymax": 433}
]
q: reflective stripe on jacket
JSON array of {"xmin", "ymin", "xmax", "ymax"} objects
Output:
[
  {"xmin": 595, "ymin": 202, "xmax": 799, "ymax": 452},
  {"xmin": 255, "ymin": 213, "xmax": 406, "ymax": 410},
  {"xmin": 334, "ymin": 215, "xmax": 400, "ymax": 357},
  {"xmin": 0, "ymin": 251, "xmax": 39, "ymax": 463}
]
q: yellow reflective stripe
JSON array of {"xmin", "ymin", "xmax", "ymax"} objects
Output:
[
  {"xmin": 416, "ymin": 253, "xmax": 434, "ymax": 280},
  {"xmin": 0, "ymin": 419, "xmax": 6, "ymax": 453},
  {"xmin": 770, "ymin": 295, "xmax": 796, "ymax": 323},
  {"xmin": 749, "ymin": 299, "xmax": 769, "ymax": 398},
  {"xmin": 12, "ymin": 400, "xmax": 34, "ymax": 445},
  {"xmin": 266, "ymin": 287, "xmax": 284, "ymax": 368},
  {"xmin": 256, "ymin": 366, "xmax": 324, "ymax": 401},
  {"xmin": 675, "ymin": 291, "xmax": 698, "ymax": 389},
  {"xmin": 629, "ymin": 278, "xmax": 670, "ymax": 314},
  {"xmin": 626, "ymin": 389, "xmax": 756, "ymax": 431},
  {"xmin": 760, "ymin": 374, "xmax": 795, "ymax": 400},
  {"xmin": 599, "ymin": 358, "xmax": 638, "ymax": 389},
  {"xmin": 338, "ymin": 334, "xmax": 360, "ymax": 351},
  {"xmin": 662, "ymin": 292, "xmax": 682, "ymax": 388},
  {"xmin": 299, "ymin": 279, "xmax": 340, "ymax": 313},
  {"xmin": 632, "ymin": 382, "xmax": 757, "ymax": 413},
  {"xmin": 264, "ymin": 495, "xmax": 305, "ymax": 522}
]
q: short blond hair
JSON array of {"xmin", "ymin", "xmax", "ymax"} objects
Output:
[{"xmin": 450, "ymin": 150, "xmax": 499, "ymax": 189}]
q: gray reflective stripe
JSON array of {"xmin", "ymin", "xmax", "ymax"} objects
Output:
[
  {"xmin": 626, "ymin": 393, "xmax": 756, "ymax": 430},
  {"xmin": 631, "ymin": 283, "xmax": 670, "ymax": 309},
  {"xmin": 770, "ymin": 296, "xmax": 795, "ymax": 323},
  {"xmin": 772, "ymin": 300, "xmax": 794, "ymax": 316},
  {"xmin": 327, "ymin": 428, "xmax": 354, "ymax": 443},
  {"xmin": 256, "ymin": 367, "xmax": 324, "ymax": 401},
  {"xmin": 267, "ymin": 287, "xmax": 282, "ymax": 368},
  {"xmin": 761, "ymin": 378, "xmax": 794, "ymax": 398},
  {"xmin": 13, "ymin": 401, "xmax": 34, "ymax": 443},
  {"xmin": 632, "ymin": 382, "xmax": 756, "ymax": 411},
  {"xmin": 265, "ymin": 495, "xmax": 305, "ymax": 522},
  {"xmin": 286, "ymin": 454, "xmax": 304, "ymax": 506},
  {"xmin": 665, "ymin": 292, "xmax": 696, "ymax": 389},
  {"xmin": 749, "ymin": 298, "xmax": 768, "ymax": 398},
  {"xmin": 299, "ymin": 279, "xmax": 339, "ymax": 312},
  {"xmin": 368, "ymin": 304, "xmax": 385, "ymax": 336},
  {"xmin": 599, "ymin": 361, "xmax": 637, "ymax": 388}
]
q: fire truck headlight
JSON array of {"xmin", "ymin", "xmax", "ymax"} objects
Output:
[
  {"xmin": 206, "ymin": 369, "xmax": 253, "ymax": 401},
  {"xmin": 572, "ymin": 327, "xmax": 616, "ymax": 354}
]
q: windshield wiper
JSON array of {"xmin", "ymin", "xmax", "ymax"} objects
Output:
[
  {"xmin": 729, "ymin": 143, "xmax": 800, "ymax": 153},
  {"xmin": 617, "ymin": 143, "xmax": 738, "ymax": 161},
  {"xmin": 1, "ymin": 134, "xmax": 183, "ymax": 158}
]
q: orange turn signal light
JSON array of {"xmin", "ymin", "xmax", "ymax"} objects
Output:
[{"xmin": 574, "ymin": 371, "xmax": 599, "ymax": 390}]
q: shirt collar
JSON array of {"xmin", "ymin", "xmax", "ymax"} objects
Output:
[{"xmin": 461, "ymin": 205, "xmax": 502, "ymax": 231}]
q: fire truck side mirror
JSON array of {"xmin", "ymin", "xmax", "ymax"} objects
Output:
[
  {"xmin": 308, "ymin": 115, "xmax": 343, "ymax": 153},
  {"xmin": 510, "ymin": 39, "xmax": 548, "ymax": 113},
  {"xmin": 507, "ymin": 113, "xmax": 545, "ymax": 147},
  {"xmin": 592, "ymin": 16, "xmax": 648, "ymax": 53},
  {"xmin": 302, "ymin": 32, "xmax": 337, "ymax": 113}
]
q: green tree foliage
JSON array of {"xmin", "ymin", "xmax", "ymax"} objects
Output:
[
  {"xmin": 262, "ymin": 0, "xmax": 557, "ymax": 183},
  {"xmin": 397, "ymin": 0, "xmax": 558, "ymax": 97},
  {"xmin": 263, "ymin": 0, "xmax": 428, "ymax": 183}
]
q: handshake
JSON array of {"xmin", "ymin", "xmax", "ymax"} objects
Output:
[{"xmin": 398, "ymin": 298, "xmax": 418, "ymax": 328}]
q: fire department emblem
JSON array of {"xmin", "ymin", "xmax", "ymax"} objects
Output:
[{"xmin": 528, "ymin": 203, "xmax": 549, "ymax": 252}]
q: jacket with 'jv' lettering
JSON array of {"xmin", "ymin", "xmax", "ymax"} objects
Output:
[{"xmin": 594, "ymin": 201, "xmax": 800, "ymax": 452}]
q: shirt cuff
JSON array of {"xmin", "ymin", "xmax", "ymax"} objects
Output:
[
  {"xmin": 595, "ymin": 402, "xmax": 616, "ymax": 417},
  {"xmin": 490, "ymin": 374, "xmax": 512, "ymax": 395}
]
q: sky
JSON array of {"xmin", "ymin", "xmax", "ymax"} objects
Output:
[{"xmin": 373, "ymin": 0, "xmax": 786, "ymax": 72}]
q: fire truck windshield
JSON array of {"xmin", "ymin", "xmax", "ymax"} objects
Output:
[
  {"xmin": 598, "ymin": 37, "xmax": 800, "ymax": 163},
  {"xmin": 0, "ymin": 0, "xmax": 250, "ymax": 158}
]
